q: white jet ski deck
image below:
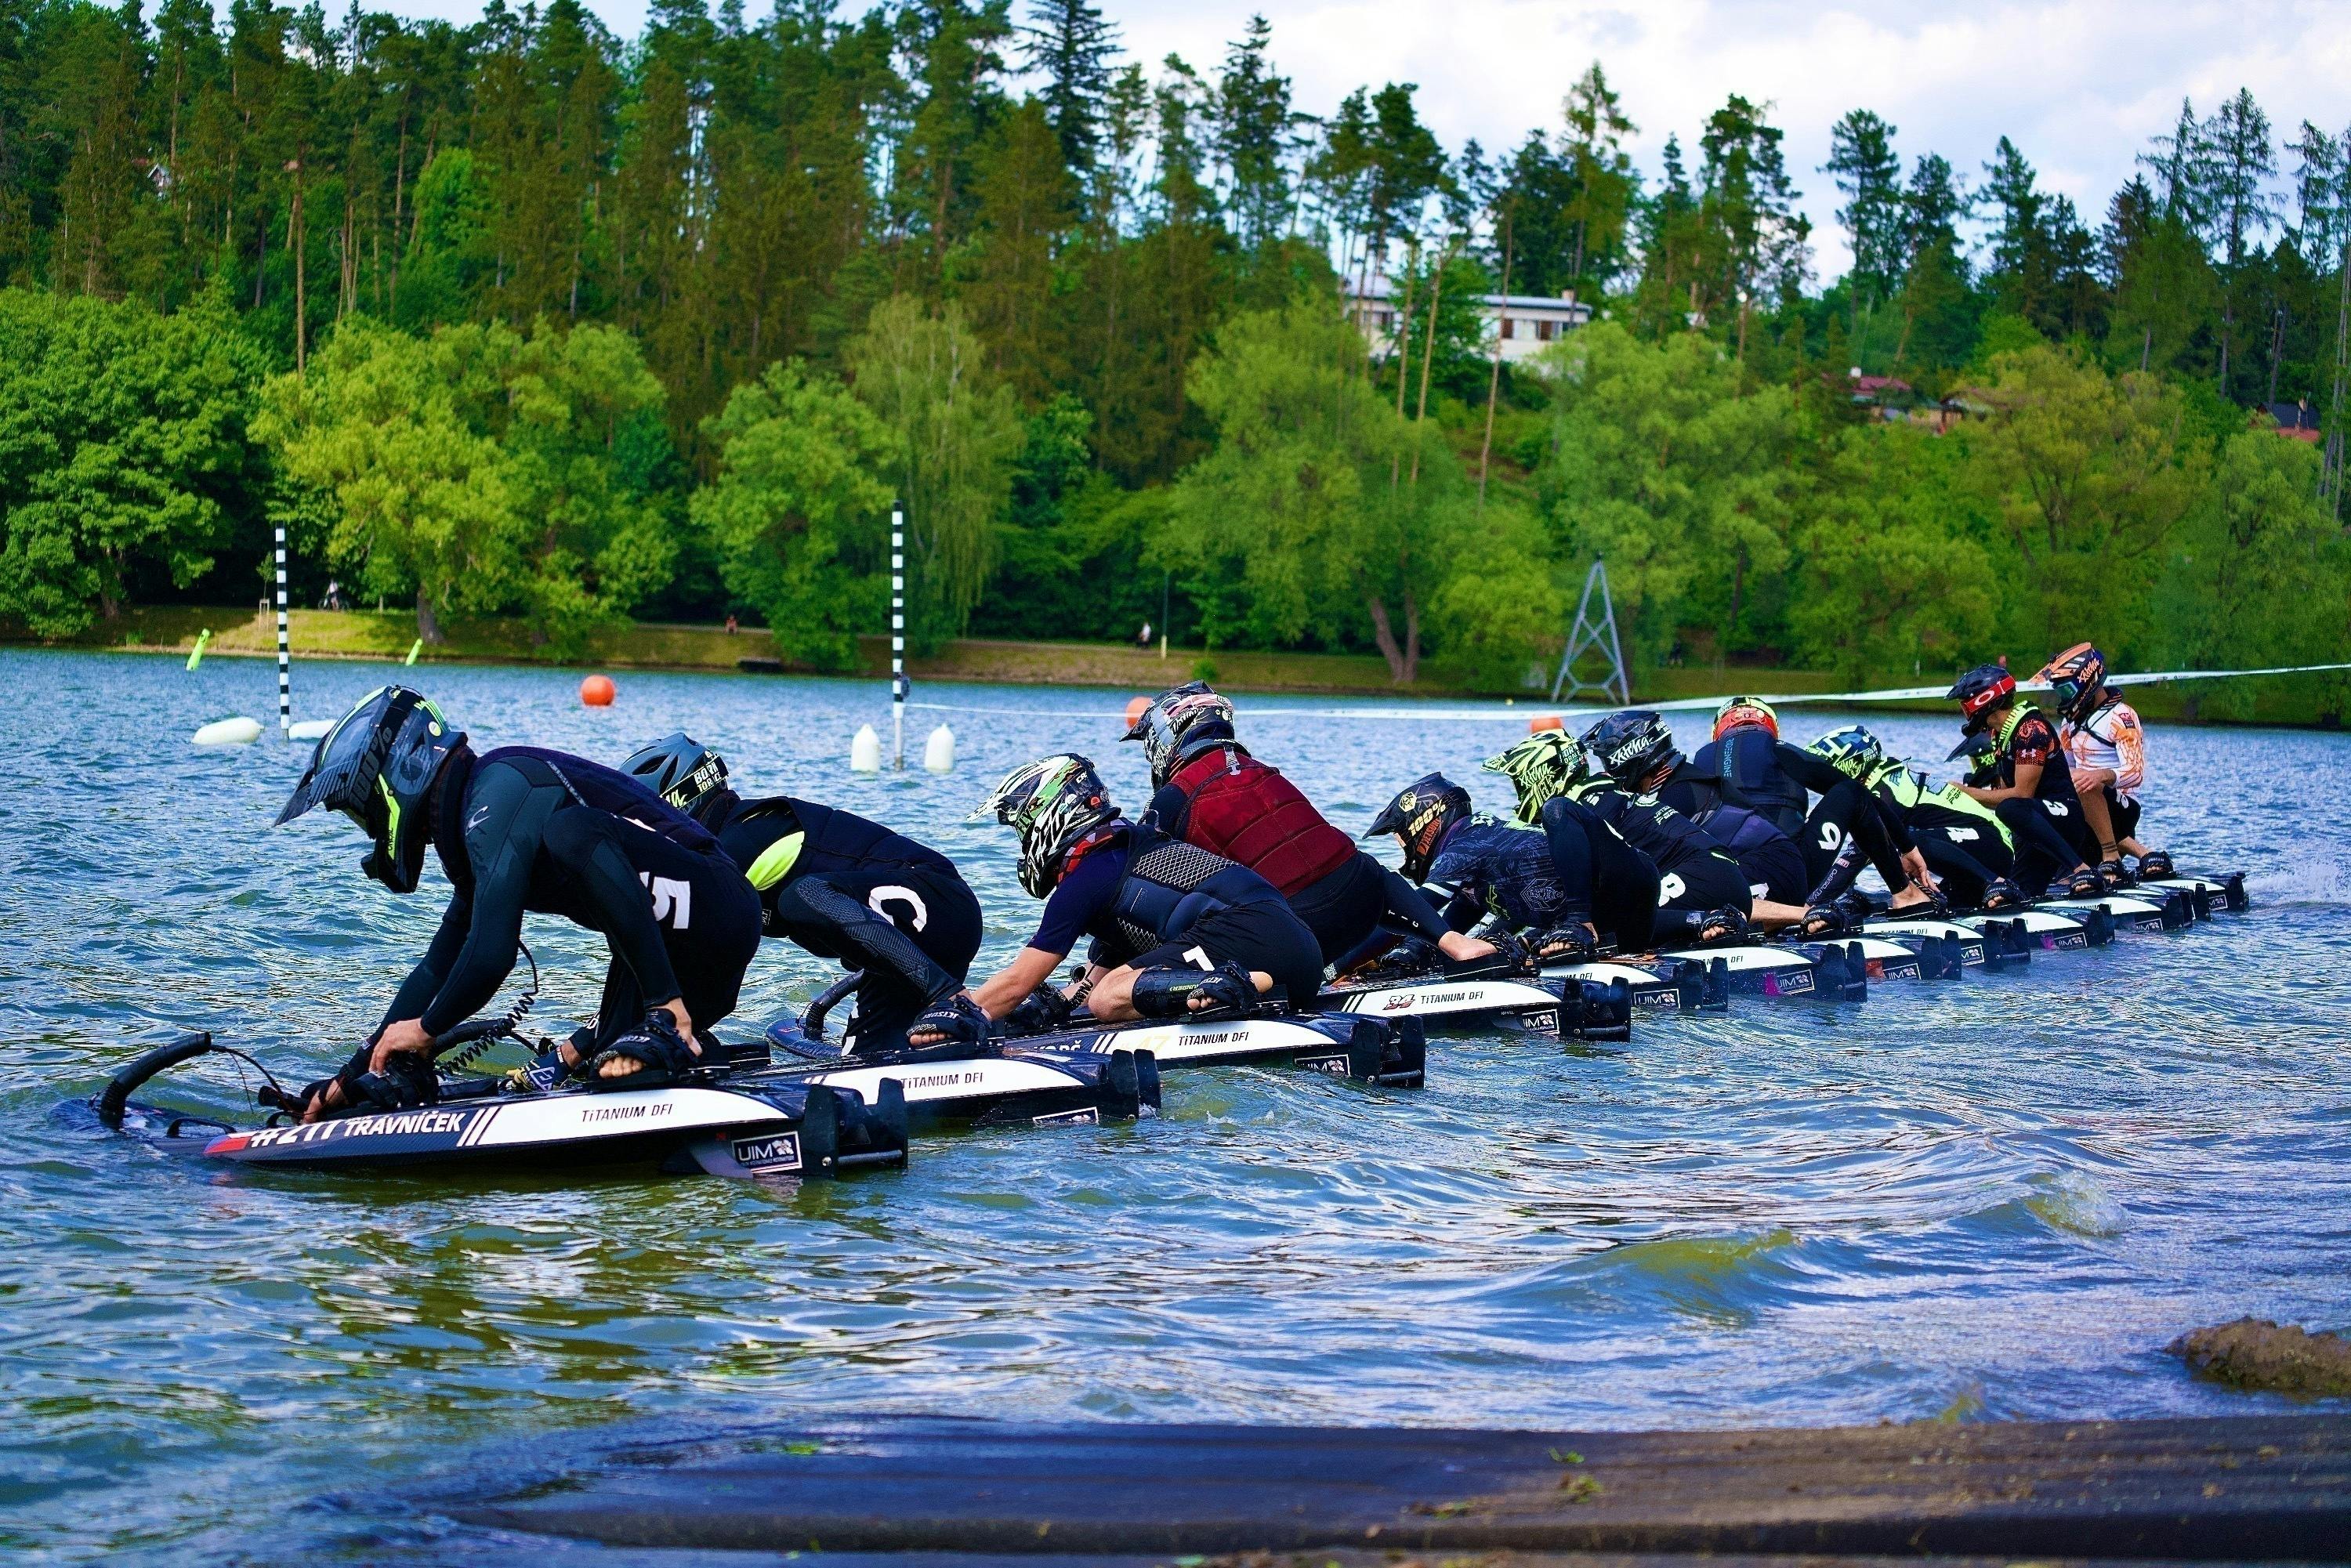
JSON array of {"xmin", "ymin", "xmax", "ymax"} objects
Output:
[
  {"xmin": 2143, "ymin": 871, "xmax": 2248, "ymax": 916},
  {"xmin": 1052, "ymin": 1011, "xmax": 1429, "ymax": 1088},
  {"xmin": 1958, "ymin": 904, "xmax": 2115, "ymax": 957},
  {"xmin": 772, "ymin": 1007, "xmax": 1429, "ymax": 1091},
  {"xmin": 89, "ymin": 1032, "xmax": 910, "ymax": 1181},
  {"xmin": 752, "ymin": 1029, "xmax": 1161, "ymax": 1132},
  {"xmin": 2038, "ymin": 889, "xmax": 2193, "ymax": 932},
  {"xmin": 1318, "ymin": 961, "xmax": 1634, "ymax": 1041},
  {"xmin": 1858, "ymin": 916, "xmax": 1998, "ymax": 972}
]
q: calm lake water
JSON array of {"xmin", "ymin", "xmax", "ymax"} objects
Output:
[{"xmin": 3, "ymin": 647, "xmax": 2347, "ymax": 1563}]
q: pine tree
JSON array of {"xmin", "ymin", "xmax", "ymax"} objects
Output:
[
  {"xmin": 963, "ymin": 96, "xmax": 1076, "ymax": 402},
  {"xmin": 1825, "ymin": 109, "xmax": 1903, "ymax": 314},
  {"xmin": 1889, "ymin": 154, "xmax": 1968, "ymax": 371},
  {"xmin": 893, "ymin": 0, "xmax": 1012, "ymax": 270},
  {"xmin": 1212, "ymin": 15, "xmax": 1296, "ymax": 255},
  {"xmin": 2201, "ymin": 87, "xmax": 2280, "ymax": 393},
  {"xmin": 1558, "ymin": 61, "xmax": 1636, "ymax": 291},
  {"xmin": 1697, "ymin": 95, "xmax": 1810, "ymax": 357},
  {"xmin": 1020, "ymin": 0, "xmax": 1117, "ymax": 178},
  {"xmin": 2139, "ymin": 97, "xmax": 2212, "ymax": 231},
  {"xmin": 1979, "ymin": 136, "xmax": 2054, "ymax": 329}
]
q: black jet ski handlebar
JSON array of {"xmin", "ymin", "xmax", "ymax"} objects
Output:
[
  {"xmin": 97, "ymin": 1033, "xmax": 233, "ymax": 1129},
  {"xmin": 96, "ymin": 1017, "xmax": 530, "ymax": 1130}
]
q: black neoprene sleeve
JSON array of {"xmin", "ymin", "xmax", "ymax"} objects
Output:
[
  {"xmin": 411, "ymin": 762, "xmax": 556, "ymax": 1034},
  {"xmin": 376, "ymin": 893, "xmax": 473, "ymax": 1034},
  {"xmin": 1378, "ymin": 866, "xmax": 1458, "ymax": 943}
]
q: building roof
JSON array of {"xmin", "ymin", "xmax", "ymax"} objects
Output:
[
  {"xmin": 2268, "ymin": 400, "xmax": 2322, "ymax": 432},
  {"xmin": 1344, "ymin": 273, "xmax": 1588, "ymax": 316},
  {"xmin": 1486, "ymin": 293, "xmax": 1590, "ymax": 313}
]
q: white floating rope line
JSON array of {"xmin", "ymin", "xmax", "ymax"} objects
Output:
[{"xmin": 900, "ymin": 661, "xmax": 2351, "ymax": 725}]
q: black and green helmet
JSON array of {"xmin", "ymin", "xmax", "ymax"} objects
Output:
[
  {"xmin": 1804, "ymin": 724, "xmax": 1886, "ymax": 781},
  {"xmin": 1483, "ymin": 730, "xmax": 1596, "ymax": 822},
  {"xmin": 973, "ymin": 754, "xmax": 1122, "ymax": 897},
  {"xmin": 276, "ymin": 686, "xmax": 464, "ymax": 893}
]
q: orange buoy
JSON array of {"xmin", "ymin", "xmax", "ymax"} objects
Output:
[
  {"xmin": 581, "ymin": 674, "xmax": 617, "ymax": 707},
  {"xmin": 1528, "ymin": 714, "xmax": 1563, "ymax": 733},
  {"xmin": 1123, "ymin": 695, "xmax": 1151, "ymax": 732}
]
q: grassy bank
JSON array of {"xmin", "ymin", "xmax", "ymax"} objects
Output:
[
  {"xmin": 13, "ymin": 606, "xmax": 2344, "ymax": 726},
  {"xmin": 11, "ymin": 605, "xmax": 1486, "ymax": 697}
]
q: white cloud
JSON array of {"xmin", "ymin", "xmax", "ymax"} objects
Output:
[{"xmin": 376, "ymin": 0, "xmax": 2351, "ymax": 280}]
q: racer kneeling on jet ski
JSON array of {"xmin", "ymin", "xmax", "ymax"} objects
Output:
[
  {"xmin": 274, "ymin": 688, "xmax": 762, "ymax": 1121},
  {"xmin": 1576, "ymin": 712, "xmax": 1810, "ymax": 933},
  {"xmin": 1798, "ymin": 724, "xmax": 2025, "ymax": 914},
  {"xmin": 2038, "ymin": 643, "xmax": 2172, "ymax": 885},
  {"xmin": 623, "ymin": 733, "xmax": 983, "ymax": 1055},
  {"xmin": 1125, "ymin": 682, "xmax": 1494, "ymax": 969},
  {"xmin": 1690, "ymin": 699, "xmax": 1943, "ymax": 919},
  {"xmin": 913, "ymin": 755, "xmax": 1325, "ymax": 1048},
  {"xmin": 1585, "ymin": 708, "xmax": 1813, "ymax": 910},
  {"xmin": 1360, "ymin": 760, "xmax": 1660, "ymax": 965},
  {"xmin": 1947, "ymin": 664, "xmax": 2105, "ymax": 899}
]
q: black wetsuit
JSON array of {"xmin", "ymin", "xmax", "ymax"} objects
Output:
[
  {"xmin": 1031, "ymin": 824, "xmax": 1324, "ymax": 1009},
  {"xmin": 1577, "ymin": 788, "xmax": 1751, "ymax": 913},
  {"xmin": 1871, "ymin": 766, "xmax": 2016, "ymax": 907},
  {"xmin": 1533, "ymin": 798, "xmax": 1662, "ymax": 950},
  {"xmin": 1965, "ymin": 707, "xmax": 2094, "ymax": 893},
  {"xmin": 704, "ymin": 790, "xmax": 983, "ymax": 1054},
  {"xmin": 1650, "ymin": 758, "xmax": 1805, "ymax": 904},
  {"xmin": 379, "ymin": 745, "xmax": 762, "ymax": 1049},
  {"xmin": 1690, "ymin": 735, "xmax": 1918, "ymax": 898}
]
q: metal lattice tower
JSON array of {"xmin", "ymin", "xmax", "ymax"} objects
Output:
[{"xmin": 1550, "ymin": 559, "xmax": 1631, "ymax": 706}]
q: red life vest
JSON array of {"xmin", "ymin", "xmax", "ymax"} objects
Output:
[{"xmin": 1163, "ymin": 744, "xmax": 1355, "ymax": 896}]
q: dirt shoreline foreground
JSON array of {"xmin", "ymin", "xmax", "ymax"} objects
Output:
[
  {"xmin": 444, "ymin": 1411, "xmax": 2349, "ymax": 1560},
  {"xmin": 13, "ymin": 604, "xmax": 2343, "ymax": 726}
]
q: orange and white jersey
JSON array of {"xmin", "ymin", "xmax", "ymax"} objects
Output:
[{"xmin": 2063, "ymin": 697, "xmax": 2146, "ymax": 798}]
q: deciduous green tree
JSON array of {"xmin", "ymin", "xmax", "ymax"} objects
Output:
[
  {"xmin": 692, "ymin": 358, "xmax": 893, "ymax": 669},
  {"xmin": 846, "ymin": 293, "xmax": 1022, "ymax": 648},
  {"xmin": 1962, "ymin": 343, "xmax": 2204, "ymax": 654},
  {"xmin": 0, "ymin": 287, "xmax": 272, "ymax": 633}
]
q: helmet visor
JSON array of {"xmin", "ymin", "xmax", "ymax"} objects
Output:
[{"xmin": 275, "ymin": 686, "xmax": 403, "ymax": 826}]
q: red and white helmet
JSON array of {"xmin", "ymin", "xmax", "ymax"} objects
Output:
[{"xmin": 1121, "ymin": 681, "xmax": 1237, "ymax": 785}]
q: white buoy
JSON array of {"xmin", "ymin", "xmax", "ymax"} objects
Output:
[
  {"xmin": 849, "ymin": 724, "xmax": 882, "ymax": 773},
  {"xmin": 288, "ymin": 719, "xmax": 333, "ymax": 743},
  {"xmin": 923, "ymin": 723, "xmax": 956, "ymax": 773},
  {"xmin": 192, "ymin": 715, "xmax": 263, "ymax": 748}
]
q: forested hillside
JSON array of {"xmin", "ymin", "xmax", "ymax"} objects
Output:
[{"xmin": 1, "ymin": 0, "xmax": 2345, "ymax": 694}]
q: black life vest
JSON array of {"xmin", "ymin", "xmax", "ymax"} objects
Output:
[
  {"xmin": 1106, "ymin": 827, "xmax": 1283, "ymax": 957},
  {"xmin": 1692, "ymin": 802, "xmax": 1789, "ymax": 861},
  {"xmin": 1695, "ymin": 728, "xmax": 1808, "ymax": 838}
]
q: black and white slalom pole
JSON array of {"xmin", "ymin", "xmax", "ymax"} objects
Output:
[
  {"xmin": 274, "ymin": 526, "xmax": 292, "ymax": 739},
  {"xmin": 891, "ymin": 500, "xmax": 907, "ymax": 770}
]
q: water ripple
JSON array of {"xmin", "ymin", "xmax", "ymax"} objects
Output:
[{"xmin": 2, "ymin": 650, "xmax": 2348, "ymax": 1563}]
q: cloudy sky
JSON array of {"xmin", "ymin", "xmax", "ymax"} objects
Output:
[{"xmin": 393, "ymin": 0, "xmax": 2350, "ymax": 279}]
